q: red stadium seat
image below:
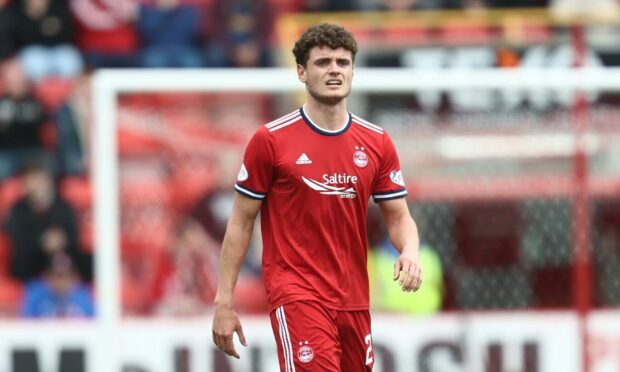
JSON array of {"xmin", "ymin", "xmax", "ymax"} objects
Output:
[
  {"xmin": 117, "ymin": 129, "xmax": 166, "ymax": 156},
  {"xmin": 121, "ymin": 242, "xmax": 162, "ymax": 315},
  {"xmin": 119, "ymin": 175, "xmax": 176, "ymax": 254},
  {"xmin": 122, "ymin": 268, "xmax": 150, "ymax": 316},
  {"xmin": 0, "ymin": 277, "xmax": 23, "ymax": 317},
  {"xmin": 267, "ymin": 0, "xmax": 302, "ymax": 13},
  {"xmin": 121, "ymin": 179, "xmax": 171, "ymax": 206},
  {"xmin": 0, "ymin": 177, "xmax": 23, "ymax": 218},
  {"xmin": 123, "ymin": 213, "xmax": 174, "ymax": 252},
  {"xmin": 60, "ymin": 176, "xmax": 92, "ymax": 209},
  {"xmin": 438, "ymin": 23, "xmax": 492, "ymax": 45},
  {"xmin": 169, "ymin": 159, "xmax": 216, "ymax": 212},
  {"xmin": 0, "ymin": 233, "xmax": 10, "ymax": 276}
]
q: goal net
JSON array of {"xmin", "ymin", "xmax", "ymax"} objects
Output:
[{"xmin": 90, "ymin": 67, "xmax": 620, "ymax": 372}]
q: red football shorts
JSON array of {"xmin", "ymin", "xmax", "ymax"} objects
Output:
[{"xmin": 269, "ymin": 301, "xmax": 374, "ymax": 372}]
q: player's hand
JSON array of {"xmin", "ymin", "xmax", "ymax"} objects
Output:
[
  {"xmin": 393, "ymin": 249, "xmax": 422, "ymax": 292},
  {"xmin": 212, "ymin": 302, "xmax": 247, "ymax": 359}
]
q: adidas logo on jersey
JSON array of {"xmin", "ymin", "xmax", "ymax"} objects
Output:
[{"xmin": 296, "ymin": 153, "xmax": 312, "ymax": 165}]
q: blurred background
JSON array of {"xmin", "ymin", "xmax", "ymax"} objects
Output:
[{"xmin": 1, "ymin": 0, "xmax": 620, "ymax": 371}]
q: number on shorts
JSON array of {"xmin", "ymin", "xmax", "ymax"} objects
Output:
[{"xmin": 365, "ymin": 333, "xmax": 373, "ymax": 365}]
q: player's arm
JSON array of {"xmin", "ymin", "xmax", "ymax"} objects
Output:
[
  {"xmin": 212, "ymin": 192, "xmax": 262, "ymax": 359},
  {"xmin": 378, "ymin": 197, "xmax": 422, "ymax": 292}
]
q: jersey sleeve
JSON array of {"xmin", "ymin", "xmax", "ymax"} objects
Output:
[
  {"xmin": 234, "ymin": 127, "xmax": 275, "ymax": 200},
  {"xmin": 372, "ymin": 132, "xmax": 408, "ymax": 202}
]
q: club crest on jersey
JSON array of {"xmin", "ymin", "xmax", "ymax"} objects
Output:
[
  {"xmin": 298, "ymin": 341, "xmax": 314, "ymax": 364},
  {"xmin": 353, "ymin": 146, "xmax": 368, "ymax": 168},
  {"xmin": 390, "ymin": 170, "xmax": 405, "ymax": 186},
  {"xmin": 237, "ymin": 164, "xmax": 248, "ymax": 181}
]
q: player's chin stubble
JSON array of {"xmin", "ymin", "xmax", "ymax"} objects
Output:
[{"xmin": 308, "ymin": 85, "xmax": 351, "ymax": 106}]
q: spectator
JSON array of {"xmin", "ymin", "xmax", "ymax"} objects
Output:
[
  {"xmin": 191, "ymin": 187, "xmax": 262, "ymax": 272},
  {"xmin": 0, "ymin": 0, "xmax": 17, "ymax": 62},
  {"xmin": 367, "ymin": 204, "xmax": 444, "ymax": 314},
  {"xmin": 489, "ymin": 0, "xmax": 547, "ymax": 7},
  {"xmin": 70, "ymin": 0, "xmax": 140, "ymax": 68},
  {"xmin": 12, "ymin": 0, "xmax": 83, "ymax": 81},
  {"xmin": 374, "ymin": 0, "xmax": 461, "ymax": 10},
  {"xmin": 204, "ymin": 0, "xmax": 274, "ymax": 67},
  {"xmin": 3, "ymin": 163, "xmax": 91, "ymax": 283},
  {"xmin": 0, "ymin": 59, "xmax": 48, "ymax": 180},
  {"xmin": 302, "ymin": 0, "xmax": 359, "ymax": 11},
  {"xmin": 21, "ymin": 251, "xmax": 94, "ymax": 318},
  {"xmin": 136, "ymin": 0, "xmax": 204, "ymax": 68},
  {"xmin": 190, "ymin": 187, "xmax": 231, "ymax": 246},
  {"xmin": 376, "ymin": 0, "xmax": 430, "ymax": 10},
  {"xmin": 187, "ymin": 155, "xmax": 267, "ymax": 314},
  {"xmin": 54, "ymin": 70, "xmax": 92, "ymax": 176},
  {"xmin": 149, "ymin": 218, "xmax": 219, "ymax": 316},
  {"xmin": 368, "ymin": 241, "xmax": 443, "ymax": 313},
  {"xmin": 189, "ymin": 153, "xmax": 263, "ymax": 277}
]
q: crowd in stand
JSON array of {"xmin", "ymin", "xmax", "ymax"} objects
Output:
[
  {"xmin": 0, "ymin": 0, "xmax": 552, "ymax": 319},
  {"xmin": 0, "ymin": 0, "xmax": 551, "ymax": 74}
]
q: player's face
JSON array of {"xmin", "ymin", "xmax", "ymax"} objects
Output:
[{"xmin": 298, "ymin": 46, "xmax": 354, "ymax": 105}]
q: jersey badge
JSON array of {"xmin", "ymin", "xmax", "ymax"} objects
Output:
[
  {"xmin": 353, "ymin": 146, "xmax": 368, "ymax": 168},
  {"xmin": 390, "ymin": 170, "xmax": 405, "ymax": 186},
  {"xmin": 298, "ymin": 341, "xmax": 314, "ymax": 364},
  {"xmin": 237, "ymin": 164, "xmax": 248, "ymax": 181}
]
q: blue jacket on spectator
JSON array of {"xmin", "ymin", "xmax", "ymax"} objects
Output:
[
  {"xmin": 137, "ymin": 4, "xmax": 201, "ymax": 47},
  {"xmin": 136, "ymin": 1, "xmax": 204, "ymax": 68},
  {"xmin": 21, "ymin": 279, "xmax": 94, "ymax": 318}
]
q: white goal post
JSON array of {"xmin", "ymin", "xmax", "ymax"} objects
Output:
[{"xmin": 91, "ymin": 67, "xmax": 620, "ymax": 372}]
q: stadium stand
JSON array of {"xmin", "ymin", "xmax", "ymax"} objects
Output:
[{"xmin": 1, "ymin": 0, "xmax": 619, "ymax": 323}]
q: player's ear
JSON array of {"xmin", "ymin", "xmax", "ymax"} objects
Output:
[{"xmin": 297, "ymin": 64, "xmax": 307, "ymax": 84}]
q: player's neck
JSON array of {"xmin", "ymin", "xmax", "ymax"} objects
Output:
[{"xmin": 303, "ymin": 100, "xmax": 349, "ymax": 132}]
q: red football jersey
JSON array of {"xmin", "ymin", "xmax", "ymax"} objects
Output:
[{"xmin": 235, "ymin": 107, "xmax": 407, "ymax": 311}]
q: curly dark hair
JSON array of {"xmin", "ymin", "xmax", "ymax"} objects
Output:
[{"xmin": 292, "ymin": 23, "xmax": 358, "ymax": 66}]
